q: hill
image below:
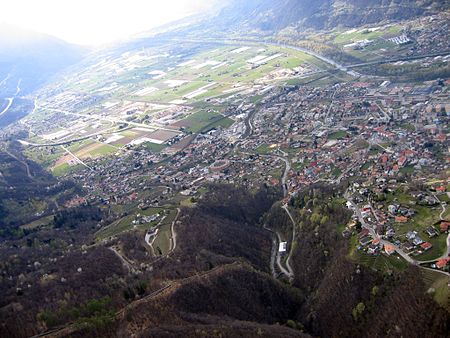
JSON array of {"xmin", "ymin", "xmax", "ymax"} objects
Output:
[
  {"xmin": 0, "ymin": 24, "xmax": 86, "ymax": 97},
  {"xmin": 209, "ymin": 0, "xmax": 448, "ymax": 33}
]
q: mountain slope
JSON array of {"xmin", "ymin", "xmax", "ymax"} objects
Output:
[
  {"xmin": 206, "ymin": 0, "xmax": 448, "ymax": 33},
  {"xmin": 0, "ymin": 24, "xmax": 86, "ymax": 97}
]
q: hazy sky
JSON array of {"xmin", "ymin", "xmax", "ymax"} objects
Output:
[{"xmin": 0, "ymin": 0, "xmax": 214, "ymax": 46}]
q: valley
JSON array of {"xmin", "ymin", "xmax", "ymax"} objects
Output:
[{"xmin": 0, "ymin": 1, "xmax": 449, "ymax": 337}]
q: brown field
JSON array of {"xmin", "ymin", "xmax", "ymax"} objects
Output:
[
  {"xmin": 75, "ymin": 142, "xmax": 104, "ymax": 158},
  {"xmin": 170, "ymin": 120, "xmax": 191, "ymax": 129},
  {"xmin": 148, "ymin": 129, "xmax": 180, "ymax": 142},
  {"xmin": 171, "ymin": 134, "xmax": 196, "ymax": 150},
  {"xmin": 54, "ymin": 154, "xmax": 73, "ymax": 167}
]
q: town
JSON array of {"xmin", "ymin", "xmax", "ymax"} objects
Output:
[{"xmin": 0, "ymin": 9, "xmax": 449, "ymax": 311}]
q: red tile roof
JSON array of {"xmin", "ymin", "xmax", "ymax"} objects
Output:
[{"xmin": 420, "ymin": 242, "xmax": 433, "ymax": 251}]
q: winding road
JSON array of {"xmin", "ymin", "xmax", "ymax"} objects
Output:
[
  {"xmin": 345, "ymin": 191, "xmax": 450, "ymax": 275},
  {"xmin": 0, "ymin": 98, "xmax": 13, "ymax": 117},
  {"xmin": 4, "ymin": 148, "xmax": 33, "ymax": 179},
  {"xmin": 282, "ymin": 204, "xmax": 296, "ymax": 279},
  {"xmin": 0, "ymin": 79, "xmax": 21, "ymax": 117},
  {"xmin": 170, "ymin": 208, "xmax": 181, "ymax": 252}
]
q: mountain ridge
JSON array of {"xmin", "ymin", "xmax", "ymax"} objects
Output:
[{"xmin": 0, "ymin": 24, "xmax": 86, "ymax": 96}]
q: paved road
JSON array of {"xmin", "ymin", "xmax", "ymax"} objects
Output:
[
  {"xmin": 109, "ymin": 247, "xmax": 134, "ymax": 273},
  {"xmin": 261, "ymin": 152, "xmax": 295, "ymax": 281},
  {"xmin": 277, "ymin": 155, "xmax": 291, "ymax": 198},
  {"xmin": 263, "ymin": 222, "xmax": 292, "ymax": 279},
  {"xmin": 345, "ymin": 192, "xmax": 418, "ymax": 265},
  {"xmin": 272, "ymin": 41, "xmax": 359, "ymax": 77},
  {"xmin": 4, "ymin": 148, "xmax": 33, "ymax": 179},
  {"xmin": 325, "ymin": 87, "xmax": 338, "ymax": 120},
  {"xmin": 417, "ymin": 233, "xmax": 450, "ymax": 265},
  {"xmin": 347, "ymin": 50, "xmax": 450, "ymax": 69},
  {"xmin": 37, "ymin": 104, "xmax": 179, "ymax": 133},
  {"xmin": 60, "ymin": 144, "xmax": 93, "ymax": 170},
  {"xmin": 432, "ymin": 192, "xmax": 447, "ymax": 220},
  {"xmin": 144, "ymin": 228, "xmax": 158, "ymax": 256},
  {"xmin": 0, "ymin": 79, "xmax": 21, "ymax": 117},
  {"xmin": 282, "ymin": 204, "xmax": 296, "ymax": 280},
  {"xmin": 375, "ymin": 102, "xmax": 390, "ymax": 122},
  {"xmin": 170, "ymin": 208, "xmax": 181, "ymax": 252},
  {"xmin": 0, "ymin": 97, "xmax": 13, "ymax": 117},
  {"xmin": 172, "ymin": 37, "xmax": 358, "ymax": 77},
  {"xmin": 350, "ymin": 191, "xmax": 450, "ymax": 268}
]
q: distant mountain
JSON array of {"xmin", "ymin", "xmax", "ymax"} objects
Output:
[
  {"xmin": 0, "ymin": 24, "xmax": 86, "ymax": 97},
  {"xmin": 204, "ymin": 0, "xmax": 448, "ymax": 33}
]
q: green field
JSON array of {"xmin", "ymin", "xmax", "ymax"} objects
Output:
[
  {"xmin": 181, "ymin": 111, "xmax": 231, "ymax": 133},
  {"xmin": 328, "ymin": 130, "xmax": 348, "ymax": 140},
  {"xmin": 354, "ymin": 250, "xmax": 409, "ymax": 272},
  {"xmin": 333, "ymin": 25, "xmax": 402, "ymax": 45},
  {"xmin": 256, "ymin": 143, "xmax": 273, "ymax": 154},
  {"xmin": 52, "ymin": 163, "xmax": 84, "ymax": 176},
  {"xmin": 152, "ymin": 209, "xmax": 178, "ymax": 256},
  {"xmin": 144, "ymin": 142, "xmax": 167, "ymax": 153},
  {"xmin": 21, "ymin": 215, "xmax": 54, "ymax": 230},
  {"xmin": 416, "ymin": 234, "xmax": 447, "ymax": 261},
  {"xmin": 420, "ymin": 269, "xmax": 450, "ymax": 310},
  {"xmin": 95, "ymin": 207, "xmax": 165, "ymax": 241}
]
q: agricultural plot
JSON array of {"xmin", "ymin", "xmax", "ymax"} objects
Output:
[
  {"xmin": 171, "ymin": 110, "xmax": 232, "ymax": 133},
  {"xmin": 333, "ymin": 24, "xmax": 402, "ymax": 45},
  {"xmin": 128, "ymin": 45, "xmax": 322, "ymax": 104},
  {"xmin": 95, "ymin": 207, "xmax": 166, "ymax": 241},
  {"xmin": 22, "ymin": 42, "xmax": 327, "ymax": 176},
  {"xmin": 152, "ymin": 208, "xmax": 178, "ymax": 256}
]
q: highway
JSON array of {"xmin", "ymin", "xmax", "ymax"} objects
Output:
[
  {"xmin": 166, "ymin": 37, "xmax": 449, "ymax": 79},
  {"xmin": 36, "ymin": 103, "xmax": 180, "ymax": 133},
  {"xmin": 19, "ymin": 125, "xmax": 120, "ymax": 147},
  {"xmin": 271, "ymin": 41, "xmax": 360, "ymax": 77},
  {"xmin": 347, "ymin": 50, "xmax": 450, "ymax": 69},
  {"xmin": 170, "ymin": 37, "xmax": 358, "ymax": 77}
]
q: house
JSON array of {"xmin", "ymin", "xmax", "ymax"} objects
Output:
[
  {"xmin": 439, "ymin": 221, "xmax": 450, "ymax": 233},
  {"xmin": 406, "ymin": 230, "xmax": 418, "ymax": 241},
  {"xmin": 360, "ymin": 236, "xmax": 373, "ymax": 246},
  {"xmin": 384, "ymin": 244, "xmax": 396, "ymax": 255},
  {"xmin": 436, "ymin": 258, "xmax": 449, "ymax": 269},
  {"xmin": 395, "ymin": 216, "xmax": 408, "ymax": 223},
  {"xmin": 359, "ymin": 228, "xmax": 370, "ymax": 238},
  {"xmin": 398, "ymin": 156, "xmax": 407, "ymax": 167},
  {"xmin": 385, "ymin": 228, "xmax": 396, "ymax": 238},
  {"xmin": 425, "ymin": 226, "xmax": 438, "ymax": 238},
  {"xmin": 413, "ymin": 236, "xmax": 425, "ymax": 246},
  {"xmin": 403, "ymin": 241, "xmax": 415, "ymax": 252},
  {"xmin": 388, "ymin": 204, "xmax": 399, "ymax": 214},
  {"xmin": 368, "ymin": 243, "xmax": 379, "ymax": 254},
  {"xmin": 420, "ymin": 242, "xmax": 433, "ymax": 251},
  {"xmin": 279, "ymin": 242, "xmax": 287, "ymax": 254},
  {"xmin": 342, "ymin": 229, "xmax": 352, "ymax": 238}
]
